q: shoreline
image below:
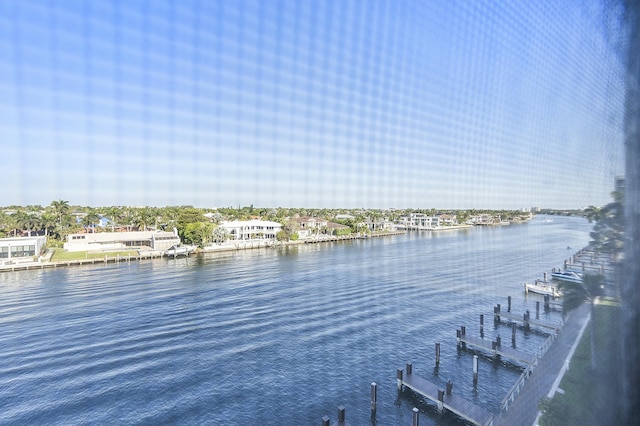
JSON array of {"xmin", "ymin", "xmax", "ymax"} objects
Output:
[{"xmin": 0, "ymin": 230, "xmax": 408, "ymax": 273}]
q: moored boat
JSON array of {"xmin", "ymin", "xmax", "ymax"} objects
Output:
[
  {"xmin": 165, "ymin": 245, "xmax": 196, "ymax": 257},
  {"xmin": 524, "ymin": 281, "xmax": 561, "ymax": 298},
  {"xmin": 550, "ymin": 271, "xmax": 583, "ymax": 284}
]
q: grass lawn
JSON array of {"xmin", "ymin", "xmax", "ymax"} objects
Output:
[
  {"xmin": 539, "ymin": 302, "xmax": 622, "ymax": 425},
  {"xmin": 51, "ymin": 248, "xmax": 140, "ymax": 261}
]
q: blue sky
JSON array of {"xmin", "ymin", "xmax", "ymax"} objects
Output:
[{"xmin": 0, "ymin": 0, "xmax": 626, "ymax": 209}]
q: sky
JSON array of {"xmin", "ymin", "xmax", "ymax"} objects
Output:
[{"xmin": 0, "ymin": 0, "xmax": 627, "ymax": 209}]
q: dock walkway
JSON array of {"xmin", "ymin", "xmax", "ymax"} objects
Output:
[
  {"xmin": 457, "ymin": 329, "xmax": 537, "ymax": 365},
  {"xmin": 496, "ymin": 302, "xmax": 590, "ymax": 425},
  {"xmin": 397, "ymin": 364, "xmax": 494, "ymax": 426},
  {"xmin": 495, "ymin": 309, "xmax": 560, "ymax": 332}
]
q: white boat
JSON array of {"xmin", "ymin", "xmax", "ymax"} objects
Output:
[
  {"xmin": 550, "ymin": 271, "xmax": 583, "ymax": 284},
  {"xmin": 524, "ymin": 281, "xmax": 561, "ymax": 298},
  {"xmin": 165, "ymin": 245, "xmax": 196, "ymax": 257}
]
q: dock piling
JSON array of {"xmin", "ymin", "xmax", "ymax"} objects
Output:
[
  {"xmin": 397, "ymin": 368, "xmax": 403, "ymax": 390},
  {"xmin": 435, "ymin": 343, "xmax": 441, "ymax": 366},
  {"xmin": 406, "ymin": 362, "xmax": 413, "ymax": 375},
  {"xmin": 494, "ymin": 304, "xmax": 501, "ymax": 322},
  {"xmin": 512, "ymin": 323, "xmax": 517, "ymax": 347},
  {"xmin": 507, "ymin": 296, "xmax": 511, "ymax": 312},
  {"xmin": 437, "ymin": 390, "xmax": 444, "ymax": 412},
  {"xmin": 321, "ymin": 415, "xmax": 330, "ymax": 426},
  {"xmin": 412, "ymin": 407, "xmax": 420, "ymax": 426},
  {"xmin": 370, "ymin": 382, "xmax": 377, "ymax": 416},
  {"xmin": 544, "ymin": 272, "xmax": 547, "ymax": 282},
  {"xmin": 473, "ymin": 355, "xmax": 478, "ymax": 386},
  {"xmin": 446, "ymin": 380, "xmax": 453, "ymax": 396},
  {"xmin": 337, "ymin": 406, "xmax": 345, "ymax": 423},
  {"xmin": 480, "ymin": 314, "xmax": 484, "ymax": 338},
  {"xmin": 525, "ymin": 310, "xmax": 531, "ymax": 331},
  {"xmin": 536, "ymin": 301, "xmax": 540, "ymax": 320},
  {"xmin": 544, "ymin": 294, "xmax": 550, "ymax": 312}
]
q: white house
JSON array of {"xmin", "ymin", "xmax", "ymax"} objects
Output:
[
  {"xmin": 219, "ymin": 220, "xmax": 282, "ymax": 240},
  {"xmin": 63, "ymin": 230, "xmax": 180, "ymax": 252},
  {"xmin": 292, "ymin": 217, "xmax": 328, "ymax": 239},
  {"xmin": 0, "ymin": 236, "xmax": 47, "ymax": 260},
  {"xmin": 397, "ymin": 213, "xmax": 440, "ymax": 229}
]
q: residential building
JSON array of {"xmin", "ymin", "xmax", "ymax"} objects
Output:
[
  {"xmin": 63, "ymin": 230, "xmax": 180, "ymax": 252},
  {"xmin": 292, "ymin": 217, "xmax": 328, "ymax": 239},
  {"xmin": 219, "ymin": 220, "xmax": 282, "ymax": 240},
  {"xmin": 0, "ymin": 236, "xmax": 47, "ymax": 260}
]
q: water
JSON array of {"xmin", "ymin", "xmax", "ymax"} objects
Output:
[{"xmin": 0, "ymin": 215, "xmax": 590, "ymax": 425}]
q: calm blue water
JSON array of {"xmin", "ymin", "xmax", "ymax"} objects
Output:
[{"xmin": 0, "ymin": 215, "xmax": 590, "ymax": 425}]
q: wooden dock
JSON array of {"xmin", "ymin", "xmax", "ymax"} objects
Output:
[
  {"xmin": 493, "ymin": 307, "xmax": 560, "ymax": 332},
  {"xmin": 457, "ymin": 327, "xmax": 537, "ymax": 365},
  {"xmin": 397, "ymin": 363, "xmax": 494, "ymax": 426}
]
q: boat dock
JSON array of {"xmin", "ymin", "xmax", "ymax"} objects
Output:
[
  {"xmin": 397, "ymin": 363, "xmax": 494, "ymax": 426},
  {"xmin": 493, "ymin": 304, "xmax": 560, "ymax": 332},
  {"xmin": 457, "ymin": 326, "xmax": 537, "ymax": 365}
]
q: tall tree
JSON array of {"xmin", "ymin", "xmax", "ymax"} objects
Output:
[
  {"xmin": 558, "ymin": 273, "xmax": 604, "ymax": 370},
  {"xmin": 50, "ymin": 200, "xmax": 71, "ymax": 225}
]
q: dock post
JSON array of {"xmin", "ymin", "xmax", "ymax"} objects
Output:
[
  {"xmin": 397, "ymin": 368, "xmax": 403, "ymax": 390},
  {"xmin": 507, "ymin": 296, "xmax": 511, "ymax": 312},
  {"xmin": 536, "ymin": 301, "xmax": 540, "ymax": 319},
  {"xmin": 544, "ymin": 294, "xmax": 550, "ymax": 312},
  {"xmin": 435, "ymin": 343, "xmax": 441, "ymax": 366},
  {"xmin": 552, "ymin": 267, "xmax": 555, "ymax": 273},
  {"xmin": 496, "ymin": 335, "xmax": 501, "ymax": 348},
  {"xmin": 512, "ymin": 323, "xmax": 517, "ymax": 347},
  {"xmin": 456, "ymin": 328, "xmax": 461, "ymax": 348},
  {"xmin": 337, "ymin": 406, "xmax": 345, "ymax": 424},
  {"xmin": 460, "ymin": 327, "xmax": 466, "ymax": 349},
  {"xmin": 437, "ymin": 390, "xmax": 444, "ymax": 412},
  {"xmin": 473, "ymin": 355, "xmax": 478, "ymax": 386},
  {"xmin": 371, "ymin": 382, "xmax": 377, "ymax": 416},
  {"xmin": 446, "ymin": 380, "xmax": 453, "ymax": 395},
  {"xmin": 525, "ymin": 310, "xmax": 531, "ymax": 331},
  {"xmin": 412, "ymin": 407, "xmax": 420, "ymax": 426},
  {"xmin": 321, "ymin": 415, "xmax": 330, "ymax": 426},
  {"xmin": 406, "ymin": 362, "xmax": 413, "ymax": 375},
  {"xmin": 480, "ymin": 314, "xmax": 484, "ymax": 338},
  {"xmin": 564, "ymin": 260, "xmax": 567, "ymax": 270},
  {"xmin": 544, "ymin": 272, "xmax": 547, "ymax": 282},
  {"xmin": 494, "ymin": 304, "xmax": 501, "ymax": 322}
]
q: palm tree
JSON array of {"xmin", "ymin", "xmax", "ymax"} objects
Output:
[
  {"xmin": 82, "ymin": 211, "xmax": 101, "ymax": 233},
  {"xmin": 50, "ymin": 200, "xmax": 71, "ymax": 225},
  {"xmin": 557, "ymin": 273, "xmax": 604, "ymax": 370}
]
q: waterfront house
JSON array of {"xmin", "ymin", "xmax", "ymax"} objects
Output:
[
  {"xmin": 219, "ymin": 220, "xmax": 282, "ymax": 241},
  {"xmin": 0, "ymin": 236, "xmax": 47, "ymax": 261},
  {"xmin": 292, "ymin": 217, "xmax": 328, "ymax": 239},
  {"xmin": 397, "ymin": 213, "xmax": 441, "ymax": 229},
  {"xmin": 63, "ymin": 230, "xmax": 180, "ymax": 252}
]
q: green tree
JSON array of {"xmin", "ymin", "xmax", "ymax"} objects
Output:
[
  {"xmin": 557, "ymin": 273, "xmax": 604, "ymax": 370},
  {"xmin": 82, "ymin": 211, "xmax": 101, "ymax": 233},
  {"xmin": 212, "ymin": 226, "xmax": 229, "ymax": 243},
  {"xmin": 50, "ymin": 200, "xmax": 71, "ymax": 225},
  {"xmin": 589, "ymin": 191, "xmax": 624, "ymax": 257},
  {"xmin": 182, "ymin": 222, "xmax": 215, "ymax": 247}
]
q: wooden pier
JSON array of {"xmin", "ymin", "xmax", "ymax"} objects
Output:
[
  {"xmin": 457, "ymin": 327, "xmax": 537, "ymax": 365},
  {"xmin": 397, "ymin": 363, "xmax": 494, "ymax": 426},
  {"xmin": 493, "ymin": 304, "xmax": 560, "ymax": 332}
]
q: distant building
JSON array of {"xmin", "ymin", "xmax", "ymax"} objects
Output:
[
  {"xmin": 397, "ymin": 213, "xmax": 440, "ymax": 229},
  {"xmin": 219, "ymin": 220, "xmax": 282, "ymax": 240},
  {"xmin": 63, "ymin": 231, "xmax": 180, "ymax": 252},
  {"xmin": 292, "ymin": 217, "xmax": 328, "ymax": 239},
  {"xmin": 0, "ymin": 236, "xmax": 47, "ymax": 260}
]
